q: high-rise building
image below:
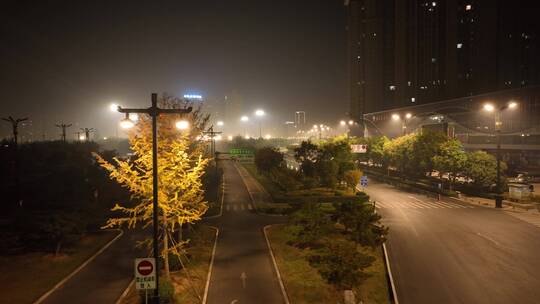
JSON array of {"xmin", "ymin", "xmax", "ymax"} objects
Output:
[
  {"xmin": 345, "ymin": 0, "xmax": 540, "ymax": 119},
  {"xmin": 294, "ymin": 111, "xmax": 306, "ymax": 129}
]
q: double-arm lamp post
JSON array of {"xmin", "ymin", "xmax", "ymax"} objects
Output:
[
  {"xmin": 115, "ymin": 93, "xmax": 192, "ymax": 303},
  {"xmin": 483, "ymin": 101, "xmax": 518, "ymax": 208}
]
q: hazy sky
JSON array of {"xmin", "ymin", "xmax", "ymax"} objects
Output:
[{"xmin": 0, "ymin": 0, "xmax": 347, "ymax": 139}]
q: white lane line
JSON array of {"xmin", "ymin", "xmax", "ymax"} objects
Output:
[
  {"xmin": 407, "ymin": 199, "xmax": 427, "ymax": 209},
  {"xmin": 476, "ymin": 232, "xmax": 500, "ymax": 247},
  {"xmin": 376, "ymin": 200, "xmax": 390, "ymax": 208},
  {"xmin": 202, "ymin": 227, "xmax": 219, "ymax": 304},
  {"xmin": 438, "ymin": 200, "xmax": 461, "ymax": 208},
  {"xmin": 263, "ymin": 225, "xmax": 290, "ymax": 304},
  {"xmin": 409, "ymin": 196, "xmax": 438, "ymax": 209},
  {"xmin": 383, "ymin": 243, "xmax": 400, "ymax": 304}
]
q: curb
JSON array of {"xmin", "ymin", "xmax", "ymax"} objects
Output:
[
  {"xmin": 234, "ymin": 163, "xmax": 286, "ymax": 217},
  {"xmin": 234, "ymin": 163, "xmax": 259, "ymax": 213},
  {"xmin": 382, "ymin": 243, "xmax": 399, "ymax": 304},
  {"xmin": 202, "ymin": 226, "xmax": 220, "ymax": 304},
  {"xmin": 263, "ymin": 225, "xmax": 290, "ymax": 304},
  {"xmin": 115, "ymin": 278, "xmax": 135, "ymax": 304},
  {"xmin": 205, "ymin": 173, "xmax": 225, "ymax": 219},
  {"xmin": 33, "ymin": 229, "xmax": 124, "ymax": 304}
]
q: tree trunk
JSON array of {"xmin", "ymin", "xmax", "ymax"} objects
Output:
[
  {"xmin": 177, "ymin": 223, "xmax": 183, "ymax": 243},
  {"xmin": 163, "ymin": 218, "xmax": 170, "ymax": 279},
  {"xmin": 55, "ymin": 239, "xmax": 63, "ymax": 256}
]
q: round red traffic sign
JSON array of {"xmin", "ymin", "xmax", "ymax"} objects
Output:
[{"xmin": 137, "ymin": 260, "xmax": 154, "ymax": 276}]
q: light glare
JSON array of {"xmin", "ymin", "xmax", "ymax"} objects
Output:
[
  {"xmin": 176, "ymin": 120, "xmax": 189, "ymax": 130},
  {"xmin": 120, "ymin": 119, "xmax": 134, "ymax": 129},
  {"xmin": 483, "ymin": 104, "xmax": 495, "ymax": 112},
  {"xmin": 392, "ymin": 114, "xmax": 400, "ymax": 120}
]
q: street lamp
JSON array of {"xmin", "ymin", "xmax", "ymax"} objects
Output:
[
  {"xmin": 482, "ymin": 101, "xmax": 519, "ymax": 208},
  {"xmin": 254, "ymin": 109, "xmax": 265, "ymax": 138},
  {"xmin": 175, "ymin": 120, "xmax": 189, "ymax": 130},
  {"xmin": 115, "ymin": 93, "xmax": 192, "ymax": 302},
  {"xmin": 217, "ymin": 120, "xmax": 224, "ymax": 127},
  {"xmin": 340, "ymin": 120, "xmax": 346, "ymax": 126}
]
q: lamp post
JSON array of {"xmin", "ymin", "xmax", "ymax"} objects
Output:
[
  {"xmin": 55, "ymin": 123, "xmax": 72, "ymax": 142},
  {"xmin": 240, "ymin": 115, "xmax": 249, "ymax": 137},
  {"xmin": 115, "ymin": 93, "xmax": 192, "ymax": 303},
  {"xmin": 255, "ymin": 109, "xmax": 265, "ymax": 138},
  {"xmin": 391, "ymin": 113, "xmax": 412, "ymax": 135},
  {"xmin": 2, "ymin": 116, "xmax": 28, "ymax": 146},
  {"xmin": 483, "ymin": 101, "xmax": 518, "ymax": 208}
]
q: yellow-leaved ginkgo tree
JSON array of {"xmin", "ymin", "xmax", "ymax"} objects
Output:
[{"xmin": 94, "ymin": 94, "xmax": 211, "ymax": 278}]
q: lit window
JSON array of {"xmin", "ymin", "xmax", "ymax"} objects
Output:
[
  {"xmin": 432, "ymin": 2, "xmax": 437, "ymax": 6},
  {"xmin": 457, "ymin": 43, "xmax": 463, "ymax": 48},
  {"xmin": 407, "ymin": 81, "xmax": 412, "ymax": 86},
  {"xmin": 357, "ymin": 55, "xmax": 361, "ymax": 59},
  {"xmin": 465, "ymin": 4, "xmax": 472, "ymax": 10},
  {"xmin": 431, "ymin": 58, "xmax": 437, "ymax": 63},
  {"xmin": 389, "ymin": 85, "xmax": 396, "ymax": 91},
  {"xmin": 411, "ymin": 97, "xmax": 416, "ymax": 103}
]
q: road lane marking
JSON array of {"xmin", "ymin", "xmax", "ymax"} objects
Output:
[
  {"xmin": 202, "ymin": 227, "xmax": 219, "ymax": 304},
  {"xmin": 476, "ymin": 232, "xmax": 500, "ymax": 247},
  {"xmin": 240, "ymin": 272, "xmax": 247, "ymax": 289}
]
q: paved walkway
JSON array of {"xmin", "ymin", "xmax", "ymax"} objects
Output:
[
  {"xmin": 41, "ymin": 230, "xmax": 146, "ymax": 304},
  {"xmin": 205, "ymin": 161, "xmax": 285, "ymax": 304}
]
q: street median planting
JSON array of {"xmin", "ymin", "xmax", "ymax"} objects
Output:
[{"xmin": 267, "ymin": 224, "xmax": 390, "ymax": 304}]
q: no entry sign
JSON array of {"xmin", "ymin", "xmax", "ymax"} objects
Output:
[{"xmin": 135, "ymin": 258, "xmax": 156, "ymax": 290}]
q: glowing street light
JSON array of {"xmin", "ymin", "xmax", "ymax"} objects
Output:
[
  {"xmin": 130, "ymin": 113, "xmax": 139, "ymax": 121},
  {"xmin": 240, "ymin": 115, "xmax": 249, "ymax": 122},
  {"xmin": 483, "ymin": 103, "xmax": 495, "ymax": 112},
  {"xmin": 340, "ymin": 120, "xmax": 346, "ymax": 126},
  {"xmin": 175, "ymin": 120, "xmax": 189, "ymax": 130},
  {"xmin": 392, "ymin": 114, "xmax": 400, "ymax": 120},
  {"xmin": 109, "ymin": 103, "xmax": 119, "ymax": 112},
  {"xmin": 264, "ymin": 134, "xmax": 272, "ymax": 139},
  {"xmin": 254, "ymin": 109, "xmax": 266, "ymax": 138},
  {"xmin": 217, "ymin": 120, "xmax": 224, "ymax": 126},
  {"xmin": 405, "ymin": 113, "xmax": 412, "ymax": 119},
  {"xmin": 120, "ymin": 115, "xmax": 135, "ymax": 129},
  {"xmin": 482, "ymin": 100, "xmax": 519, "ymax": 208},
  {"xmin": 348, "ymin": 120, "xmax": 354, "ymax": 126},
  {"xmin": 228, "ymin": 135, "xmax": 233, "ymax": 141}
]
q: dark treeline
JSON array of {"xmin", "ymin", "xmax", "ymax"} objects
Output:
[{"xmin": 0, "ymin": 140, "xmax": 129, "ymax": 255}]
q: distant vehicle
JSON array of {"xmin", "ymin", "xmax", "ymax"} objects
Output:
[{"xmin": 508, "ymin": 173, "xmax": 532, "ymax": 184}]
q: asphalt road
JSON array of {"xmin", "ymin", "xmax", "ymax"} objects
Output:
[
  {"xmin": 365, "ymin": 181, "xmax": 540, "ymax": 304},
  {"xmin": 41, "ymin": 229, "xmax": 146, "ymax": 304},
  {"xmin": 205, "ymin": 161, "xmax": 285, "ymax": 304}
]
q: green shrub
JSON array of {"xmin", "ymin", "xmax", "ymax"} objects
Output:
[{"xmin": 308, "ymin": 239, "xmax": 375, "ymax": 289}]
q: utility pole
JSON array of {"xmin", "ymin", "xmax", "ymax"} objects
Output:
[
  {"xmin": 80, "ymin": 128, "xmax": 95, "ymax": 142},
  {"xmin": 2, "ymin": 116, "xmax": 28, "ymax": 207},
  {"xmin": 117, "ymin": 93, "xmax": 192, "ymax": 303},
  {"xmin": 55, "ymin": 123, "xmax": 72, "ymax": 142},
  {"xmin": 203, "ymin": 126, "xmax": 222, "ymax": 160},
  {"xmin": 2, "ymin": 116, "xmax": 28, "ymax": 146},
  {"xmin": 494, "ymin": 111, "xmax": 503, "ymax": 208}
]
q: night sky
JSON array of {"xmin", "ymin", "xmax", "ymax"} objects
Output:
[{"xmin": 0, "ymin": 0, "xmax": 347, "ymax": 139}]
